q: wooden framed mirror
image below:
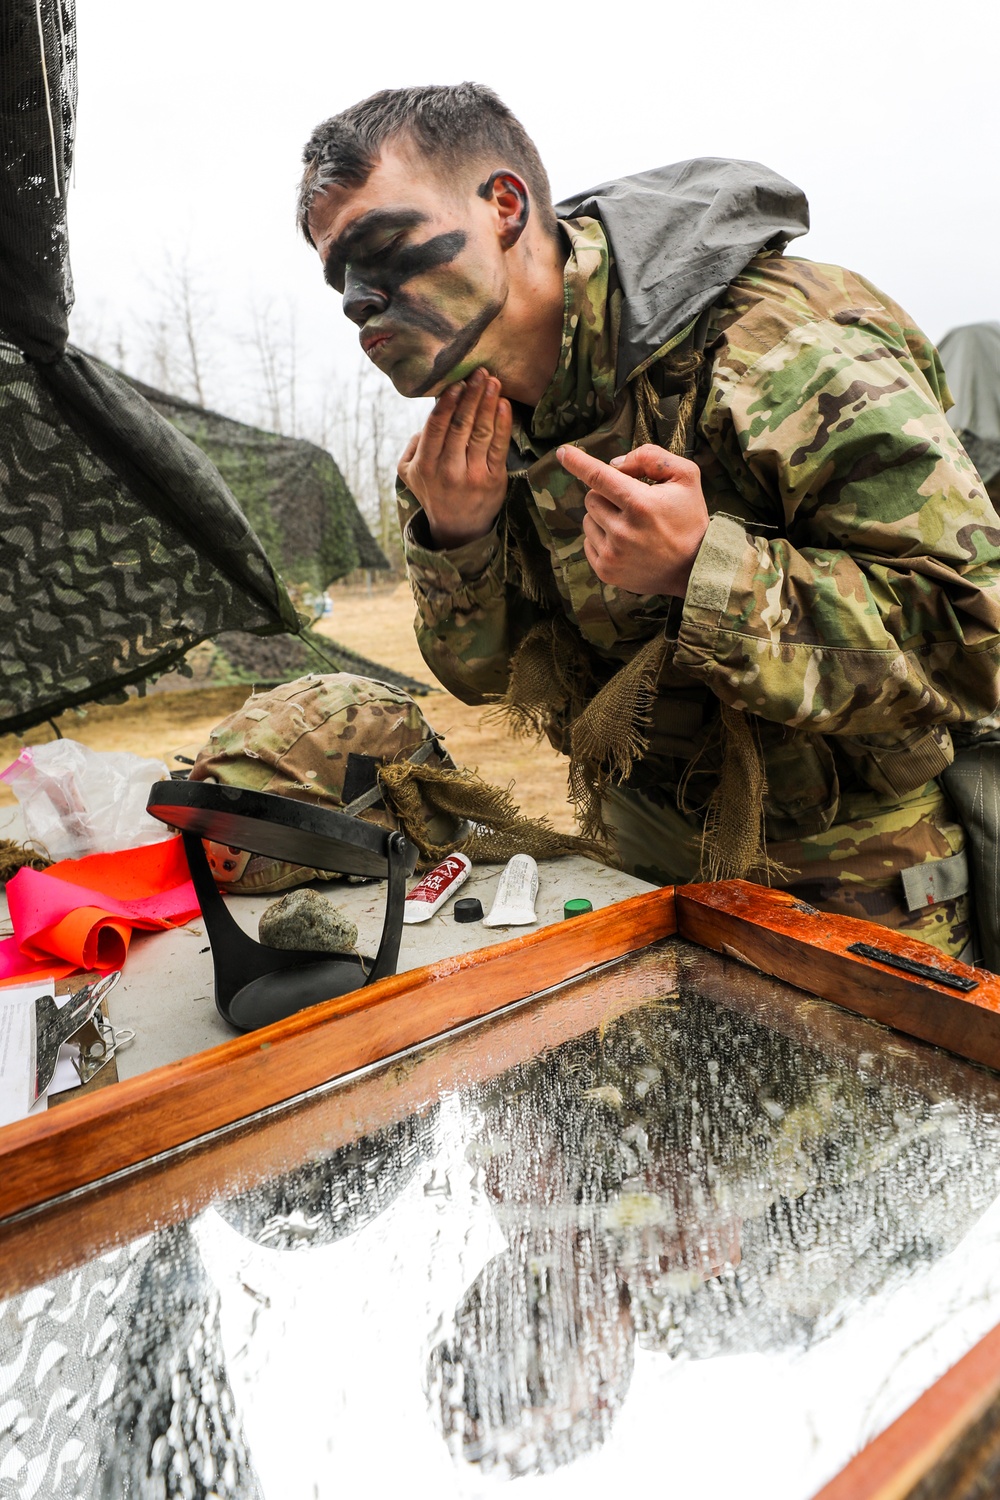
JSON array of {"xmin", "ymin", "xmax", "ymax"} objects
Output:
[{"xmin": 3, "ymin": 881, "xmax": 1000, "ymax": 1498}]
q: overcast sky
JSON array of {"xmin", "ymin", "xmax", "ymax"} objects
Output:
[{"xmin": 66, "ymin": 0, "xmax": 998, "ymax": 431}]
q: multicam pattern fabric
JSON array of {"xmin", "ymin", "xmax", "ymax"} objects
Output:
[
  {"xmin": 524, "ymin": 219, "xmax": 620, "ymax": 450},
  {"xmin": 603, "ymin": 779, "xmax": 971, "ymax": 955},
  {"xmin": 399, "ymin": 222, "xmax": 1000, "ymax": 955}
]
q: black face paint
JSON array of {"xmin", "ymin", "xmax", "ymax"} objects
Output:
[
  {"xmin": 323, "ymin": 207, "xmax": 429, "ymax": 291},
  {"xmin": 410, "ymin": 296, "xmax": 506, "ymax": 397},
  {"xmin": 328, "ymin": 224, "xmax": 466, "ymax": 301},
  {"xmin": 371, "ymin": 229, "xmax": 468, "ymax": 291},
  {"xmin": 323, "ymin": 198, "xmax": 513, "ymax": 395},
  {"xmin": 342, "ymin": 230, "xmax": 471, "ymax": 338}
]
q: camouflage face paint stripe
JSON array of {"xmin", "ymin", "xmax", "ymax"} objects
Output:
[
  {"xmin": 325, "ymin": 202, "xmax": 511, "ymax": 395},
  {"xmin": 412, "ymin": 296, "xmax": 507, "ymax": 397}
]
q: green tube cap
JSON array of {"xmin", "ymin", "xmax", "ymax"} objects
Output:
[{"xmin": 563, "ymin": 898, "xmax": 593, "ymax": 920}]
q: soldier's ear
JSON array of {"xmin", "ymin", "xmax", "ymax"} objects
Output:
[{"xmin": 477, "ymin": 170, "xmax": 530, "ymax": 250}]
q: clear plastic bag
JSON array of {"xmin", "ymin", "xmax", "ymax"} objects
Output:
[{"xmin": 0, "ymin": 740, "xmax": 171, "ymax": 861}]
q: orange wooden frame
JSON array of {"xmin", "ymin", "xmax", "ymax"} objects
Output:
[
  {"xmin": 0, "ymin": 886, "xmax": 677, "ymax": 1222},
  {"xmin": 4, "ymin": 877, "xmax": 1000, "ymax": 1227},
  {"xmin": 0, "ymin": 937, "xmax": 678, "ymax": 1299},
  {"xmin": 678, "ymin": 880, "xmax": 1000, "ymax": 1070},
  {"xmin": 811, "ymin": 1320, "xmax": 1000, "ymax": 1499}
]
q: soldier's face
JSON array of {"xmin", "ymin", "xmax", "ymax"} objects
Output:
[{"xmin": 309, "ymin": 143, "xmax": 510, "ymax": 398}]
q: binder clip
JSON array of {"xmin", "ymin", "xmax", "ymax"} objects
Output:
[
  {"xmin": 71, "ymin": 1012, "xmax": 135, "ymax": 1086},
  {"xmin": 32, "ymin": 970, "xmax": 122, "ymax": 1103}
]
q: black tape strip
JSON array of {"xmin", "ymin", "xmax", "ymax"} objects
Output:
[{"xmin": 846, "ymin": 941, "xmax": 979, "ymax": 992}]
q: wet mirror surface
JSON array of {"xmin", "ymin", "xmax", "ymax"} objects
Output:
[{"xmin": 6, "ymin": 938, "xmax": 1000, "ymax": 1498}]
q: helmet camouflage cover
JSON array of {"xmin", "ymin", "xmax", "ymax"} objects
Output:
[{"xmin": 190, "ymin": 673, "xmax": 459, "ymax": 893}]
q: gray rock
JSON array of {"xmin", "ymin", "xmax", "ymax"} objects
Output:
[{"xmin": 258, "ymin": 889, "xmax": 359, "ymax": 953}]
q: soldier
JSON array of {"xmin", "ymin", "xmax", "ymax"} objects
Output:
[{"xmin": 297, "ymin": 83, "xmax": 1000, "ymax": 958}]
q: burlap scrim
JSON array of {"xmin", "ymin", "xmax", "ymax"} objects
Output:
[
  {"xmin": 485, "ymin": 615, "xmax": 593, "ymax": 744},
  {"xmin": 691, "ymin": 704, "xmax": 771, "ymax": 881},
  {"xmin": 487, "ymin": 344, "xmax": 773, "ymax": 877},
  {"xmin": 0, "ymin": 838, "xmax": 51, "ymax": 884},
  {"xmin": 568, "ymin": 631, "xmax": 671, "ymax": 842},
  {"xmin": 377, "ymin": 760, "xmax": 608, "ymax": 868}
]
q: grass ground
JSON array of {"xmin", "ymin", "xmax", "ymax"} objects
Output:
[{"xmin": 0, "ymin": 583, "xmax": 577, "ymax": 830}]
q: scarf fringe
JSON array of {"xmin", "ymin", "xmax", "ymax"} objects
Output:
[{"xmin": 490, "ymin": 343, "xmax": 775, "ymax": 882}]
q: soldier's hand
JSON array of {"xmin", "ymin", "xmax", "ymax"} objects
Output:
[
  {"xmin": 556, "ymin": 443, "xmax": 710, "ymax": 597},
  {"xmin": 398, "ymin": 367, "xmax": 513, "ymax": 550}
]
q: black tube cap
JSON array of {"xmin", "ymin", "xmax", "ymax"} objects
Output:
[{"xmin": 454, "ymin": 897, "xmax": 484, "ymax": 923}]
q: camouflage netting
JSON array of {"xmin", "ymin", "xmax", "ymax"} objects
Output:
[
  {"xmin": 0, "ymin": 333, "xmax": 297, "ymax": 735},
  {"xmin": 130, "ymin": 377, "xmax": 389, "ymax": 595},
  {"xmin": 161, "ymin": 625, "xmax": 430, "ymax": 698},
  {"xmin": 0, "ymin": 0, "xmax": 396, "ymax": 736},
  {"xmin": 119, "ymin": 382, "xmax": 422, "ymax": 695}
]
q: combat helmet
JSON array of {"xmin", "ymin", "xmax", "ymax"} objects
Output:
[{"xmin": 189, "ymin": 673, "xmax": 460, "ymax": 894}]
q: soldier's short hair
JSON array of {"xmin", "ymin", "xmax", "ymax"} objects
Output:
[{"xmin": 298, "ymin": 82, "xmax": 557, "ymax": 244}]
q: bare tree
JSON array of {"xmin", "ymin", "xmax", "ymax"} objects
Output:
[
  {"xmin": 143, "ymin": 311, "xmax": 178, "ymax": 394},
  {"xmin": 74, "ymin": 266, "xmax": 416, "ymax": 570},
  {"xmin": 368, "ymin": 377, "xmax": 405, "ymax": 557},
  {"xmin": 169, "ymin": 257, "xmax": 212, "ymax": 406},
  {"xmin": 312, "ymin": 363, "xmax": 415, "ymax": 565},
  {"xmin": 137, "ymin": 253, "xmax": 217, "ymax": 405},
  {"xmin": 246, "ymin": 298, "xmax": 299, "ymax": 435},
  {"xmin": 68, "ymin": 301, "xmax": 130, "ymax": 370}
]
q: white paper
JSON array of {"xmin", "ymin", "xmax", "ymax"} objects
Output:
[
  {"xmin": 0, "ymin": 981, "xmax": 88, "ymax": 1122},
  {"xmin": 47, "ymin": 1047, "xmax": 84, "ymax": 1097},
  {"xmin": 0, "ymin": 980, "xmax": 54, "ymax": 1125}
]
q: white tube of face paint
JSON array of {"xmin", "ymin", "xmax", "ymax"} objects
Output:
[
  {"xmin": 403, "ymin": 852, "xmax": 472, "ymax": 924},
  {"xmin": 482, "ymin": 854, "xmax": 539, "ymax": 928}
]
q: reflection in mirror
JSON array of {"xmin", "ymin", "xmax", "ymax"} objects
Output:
[{"xmin": 5, "ymin": 939, "xmax": 1000, "ymax": 1498}]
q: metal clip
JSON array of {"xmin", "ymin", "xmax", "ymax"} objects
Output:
[
  {"xmin": 72, "ymin": 1011, "xmax": 135, "ymax": 1086},
  {"xmin": 32, "ymin": 971, "xmax": 122, "ymax": 1102}
]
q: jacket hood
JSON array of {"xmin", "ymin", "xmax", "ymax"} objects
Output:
[
  {"xmin": 938, "ymin": 322, "xmax": 1000, "ymax": 443},
  {"xmin": 555, "ymin": 158, "xmax": 809, "ymax": 386}
]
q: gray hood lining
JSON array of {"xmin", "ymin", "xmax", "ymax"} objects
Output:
[{"xmin": 555, "ymin": 157, "xmax": 809, "ymax": 389}]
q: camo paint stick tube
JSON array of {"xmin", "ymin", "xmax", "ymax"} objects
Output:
[{"xmin": 482, "ymin": 854, "xmax": 539, "ymax": 928}]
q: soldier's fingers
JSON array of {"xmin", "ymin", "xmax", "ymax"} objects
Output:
[
  {"xmin": 582, "ymin": 508, "xmax": 609, "ymax": 549},
  {"xmin": 469, "ymin": 376, "xmax": 500, "ymax": 450},
  {"xmin": 610, "ymin": 445, "xmax": 697, "ymax": 483},
  {"xmin": 583, "ymin": 530, "xmax": 609, "ymax": 581},
  {"xmin": 397, "ymin": 432, "xmax": 419, "ymax": 481},
  {"xmin": 486, "ymin": 397, "xmax": 513, "ymax": 476},
  {"xmin": 583, "ymin": 490, "xmax": 622, "ymax": 534},
  {"xmin": 419, "ymin": 382, "xmax": 465, "ymax": 465},
  {"xmin": 441, "ymin": 368, "xmax": 489, "ymax": 459},
  {"xmin": 556, "ymin": 444, "xmax": 638, "ymax": 509}
]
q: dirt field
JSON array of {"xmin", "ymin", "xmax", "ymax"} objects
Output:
[{"xmin": 0, "ymin": 583, "xmax": 576, "ymax": 830}]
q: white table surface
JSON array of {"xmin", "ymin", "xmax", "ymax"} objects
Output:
[{"xmin": 0, "ymin": 803, "xmax": 656, "ymax": 1080}]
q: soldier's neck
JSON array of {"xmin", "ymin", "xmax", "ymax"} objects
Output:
[{"xmin": 494, "ymin": 229, "xmax": 567, "ymax": 408}]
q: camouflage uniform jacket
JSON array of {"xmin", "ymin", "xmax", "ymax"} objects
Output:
[{"xmin": 398, "ymin": 218, "xmax": 1000, "ymax": 861}]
